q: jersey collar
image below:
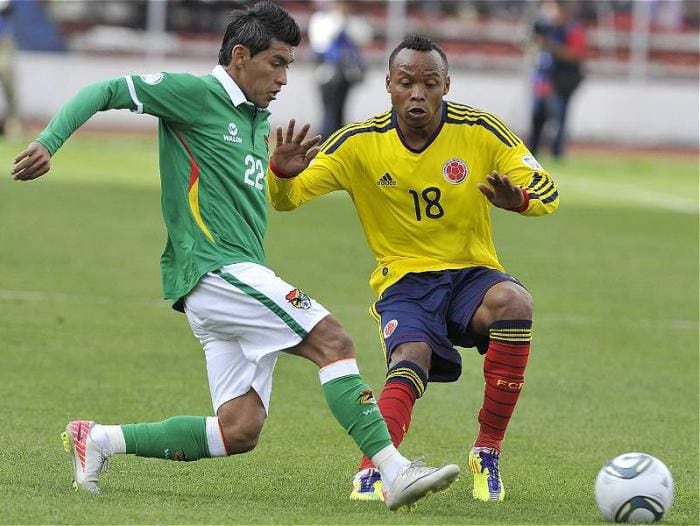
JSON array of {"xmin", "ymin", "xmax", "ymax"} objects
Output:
[
  {"xmin": 212, "ymin": 65, "xmax": 249, "ymax": 107},
  {"xmin": 392, "ymin": 101, "xmax": 447, "ymax": 154}
]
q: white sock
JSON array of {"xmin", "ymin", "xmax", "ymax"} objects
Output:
[
  {"xmin": 90, "ymin": 424, "xmax": 126, "ymax": 455},
  {"xmin": 205, "ymin": 417, "xmax": 228, "ymax": 457},
  {"xmin": 318, "ymin": 358, "xmax": 360, "ymax": 384},
  {"xmin": 371, "ymin": 444, "xmax": 410, "ymax": 487}
]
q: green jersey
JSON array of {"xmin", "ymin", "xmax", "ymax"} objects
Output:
[{"xmin": 37, "ymin": 66, "xmax": 271, "ymax": 305}]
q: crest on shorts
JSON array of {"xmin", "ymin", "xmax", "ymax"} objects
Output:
[
  {"xmin": 358, "ymin": 388, "xmax": 376, "ymax": 405},
  {"xmin": 285, "ymin": 288, "xmax": 311, "ymax": 309},
  {"xmin": 442, "ymin": 158, "xmax": 468, "ymax": 184},
  {"xmin": 383, "ymin": 319, "xmax": 399, "ymax": 338}
]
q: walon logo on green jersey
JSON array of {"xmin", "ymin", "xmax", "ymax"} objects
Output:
[{"xmin": 224, "ymin": 122, "xmax": 243, "ymax": 144}]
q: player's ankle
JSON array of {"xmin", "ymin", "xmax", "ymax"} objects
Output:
[{"xmin": 91, "ymin": 424, "xmax": 125, "ymax": 455}]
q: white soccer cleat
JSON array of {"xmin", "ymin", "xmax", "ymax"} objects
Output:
[
  {"xmin": 61, "ymin": 420, "xmax": 110, "ymax": 494},
  {"xmin": 383, "ymin": 460, "xmax": 460, "ymax": 511}
]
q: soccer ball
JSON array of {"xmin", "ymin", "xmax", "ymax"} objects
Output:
[{"xmin": 594, "ymin": 453, "xmax": 674, "ymax": 523}]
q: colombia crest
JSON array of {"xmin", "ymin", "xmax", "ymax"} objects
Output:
[
  {"xmin": 442, "ymin": 158, "xmax": 468, "ymax": 184},
  {"xmin": 383, "ymin": 319, "xmax": 398, "ymax": 338}
]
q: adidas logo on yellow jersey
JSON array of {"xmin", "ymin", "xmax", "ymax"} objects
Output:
[{"xmin": 377, "ymin": 173, "xmax": 397, "ymax": 186}]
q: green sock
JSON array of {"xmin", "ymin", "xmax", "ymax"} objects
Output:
[
  {"xmin": 122, "ymin": 416, "xmax": 210, "ymax": 461},
  {"xmin": 322, "ymin": 374, "xmax": 392, "ymax": 459}
]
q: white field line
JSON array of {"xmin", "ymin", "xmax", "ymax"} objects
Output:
[
  {"xmin": 2, "ymin": 289, "xmax": 696, "ymax": 331},
  {"xmin": 544, "ymin": 176, "xmax": 698, "ymax": 214}
]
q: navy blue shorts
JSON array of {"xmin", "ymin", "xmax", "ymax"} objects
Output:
[{"xmin": 374, "ymin": 267, "xmax": 521, "ymax": 383}]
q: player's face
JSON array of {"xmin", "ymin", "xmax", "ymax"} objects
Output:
[
  {"xmin": 386, "ymin": 49, "xmax": 450, "ymax": 131},
  {"xmin": 230, "ymin": 39, "xmax": 294, "ymax": 108}
]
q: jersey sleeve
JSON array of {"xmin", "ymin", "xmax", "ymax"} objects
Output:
[
  {"xmin": 36, "ymin": 73, "xmax": 203, "ymax": 156},
  {"xmin": 493, "ymin": 134, "xmax": 559, "ymax": 216},
  {"xmin": 267, "ymin": 141, "xmax": 355, "ymax": 211},
  {"xmin": 122, "ymin": 72, "xmax": 204, "ymax": 124}
]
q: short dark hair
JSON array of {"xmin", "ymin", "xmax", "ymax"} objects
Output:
[
  {"xmin": 218, "ymin": 1, "xmax": 301, "ymax": 66},
  {"xmin": 388, "ymin": 34, "xmax": 448, "ymax": 71}
]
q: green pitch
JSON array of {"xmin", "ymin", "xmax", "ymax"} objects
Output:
[{"xmin": 0, "ymin": 133, "xmax": 697, "ymax": 524}]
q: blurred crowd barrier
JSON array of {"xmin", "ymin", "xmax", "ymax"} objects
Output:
[
  {"xmin": 23, "ymin": 0, "xmax": 700, "ymax": 79},
  {"xmin": 17, "ymin": 52, "xmax": 698, "ymax": 148},
  {"xmin": 4, "ymin": 0, "xmax": 699, "ymax": 147}
]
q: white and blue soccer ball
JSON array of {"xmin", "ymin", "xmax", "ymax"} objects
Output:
[{"xmin": 594, "ymin": 452, "xmax": 674, "ymax": 523}]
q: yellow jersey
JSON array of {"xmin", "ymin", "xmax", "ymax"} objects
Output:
[{"xmin": 268, "ymin": 101, "xmax": 559, "ymax": 296}]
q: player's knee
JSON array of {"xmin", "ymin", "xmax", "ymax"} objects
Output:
[
  {"xmin": 217, "ymin": 396, "xmax": 266, "ymax": 455},
  {"xmin": 486, "ymin": 282, "xmax": 533, "ymax": 320},
  {"xmin": 390, "ymin": 342, "xmax": 431, "ymax": 373},
  {"xmin": 304, "ymin": 316, "xmax": 355, "ymax": 365},
  {"xmin": 321, "ymin": 321, "xmax": 355, "ymax": 361},
  {"xmin": 220, "ymin": 420, "xmax": 263, "ymax": 455}
]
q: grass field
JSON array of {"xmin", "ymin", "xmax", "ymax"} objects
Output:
[{"xmin": 0, "ymin": 133, "xmax": 698, "ymax": 525}]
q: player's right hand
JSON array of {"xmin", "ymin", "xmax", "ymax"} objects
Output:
[
  {"xmin": 11, "ymin": 141, "xmax": 51, "ymax": 181},
  {"xmin": 270, "ymin": 119, "xmax": 322, "ymax": 179}
]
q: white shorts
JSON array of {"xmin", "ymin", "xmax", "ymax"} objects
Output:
[{"xmin": 184, "ymin": 262, "xmax": 330, "ymax": 414}]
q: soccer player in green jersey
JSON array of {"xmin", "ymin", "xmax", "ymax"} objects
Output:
[
  {"xmin": 268, "ymin": 34, "xmax": 560, "ymax": 503},
  {"xmin": 11, "ymin": 5, "xmax": 459, "ymax": 509}
]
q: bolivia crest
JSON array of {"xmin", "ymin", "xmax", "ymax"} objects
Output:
[{"xmin": 285, "ymin": 288, "xmax": 311, "ymax": 309}]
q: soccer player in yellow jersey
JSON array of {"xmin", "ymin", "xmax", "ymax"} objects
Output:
[{"xmin": 268, "ymin": 34, "xmax": 559, "ymax": 503}]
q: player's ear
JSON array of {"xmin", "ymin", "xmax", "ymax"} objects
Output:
[
  {"xmin": 444, "ymin": 75, "xmax": 450, "ymax": 95},
  {"xmin": 385, "ymin": 74, "xmax": 391, "ymax": 93},
  {"xmin": 231, "ymin": 44, "xmax": 250, "ymax": 67}
]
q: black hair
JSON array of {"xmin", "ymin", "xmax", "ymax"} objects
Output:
[
  {"xmin": 218, "ymin": 1, "xmax": 301, "ymax": 65},
  {"xmin": 388, "ymin": 34, "xmax": 448, "ymax": 71}
]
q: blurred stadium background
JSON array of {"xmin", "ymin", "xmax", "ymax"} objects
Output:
[{"xmin": 2, "ymin": 0, "xmax": 699, "ymax": 149}]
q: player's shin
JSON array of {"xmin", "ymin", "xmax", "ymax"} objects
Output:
[
  {"xmin": 358, "ymin": 360, "xmax": 427, "ymax": 472},
  {"xmin": 319, "ymin": 359, "xmax": 409, "ymax": 484},
  {"xmin": 117, "ymin": 416, "xmax": 227, "ymax": 461},
  {"xmin": 475, "ymin": 320, "xmax": 532, "ymax": 450}
]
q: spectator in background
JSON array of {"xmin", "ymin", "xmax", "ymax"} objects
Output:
[
  {"xmin": 528, "ymin": 0, "xmax": 586, "ymax": 159},
  {"xmin": 0, "ymin": 0, "xmax": 17, "ymax": 136},
  {"xmin": 308, "ymin": 0, "xmax": 371, "ymax": 138}
]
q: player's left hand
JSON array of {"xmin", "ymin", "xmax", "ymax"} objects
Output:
[
  {"xmin": 270, "ymin": 119, "xmax": 322, "ymax": 179},
  {"xmin": 478, "ymin": 171, "xmax": 526, "ymax": 210}
]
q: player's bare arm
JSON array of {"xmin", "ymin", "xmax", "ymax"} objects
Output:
[
  {"xmin": 11, "ymin": 141, "xmax": 51, "ymax": 181},
  {"xmin": 478, "ymin": 171, "xmax": 525, "ymax": 210},
  {"xmin": 270, "ymin": 119, "xmax": 322, "ymax": 178}
]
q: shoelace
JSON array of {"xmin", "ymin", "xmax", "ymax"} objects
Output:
[
  {"xmin": 359, "ymin": 470, "xmax": 381, "ymax": 491},
  {"xmin": 477, "ymin": 450, "xmax": 500, "ymax": 491},
  {"xmin": 98, "ymin": 448, "xmax": 110, "ymax": 474},
  {"xmin": 406, "ymin": 457, "xmax": 427, "ymax": 470}
]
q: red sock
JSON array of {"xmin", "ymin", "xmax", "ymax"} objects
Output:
[
  {"xmin": 475, "ymin": 320, "xmax": 532, "ymax": 451},
  {"xmin": 358, "ymin": 361, "xmax": 426, "ymax": 471}
]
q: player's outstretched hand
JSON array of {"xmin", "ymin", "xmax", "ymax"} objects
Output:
[
  {"xmin": 11, "ymin": 141, "xmax": 51, "ymax": 181},
  {"xmin": 270, "ymin": 119, "xmax": 322, "ymax": 179},
  {"xmin": 478, "ymin": 171, "xmax": 525, "ymax": 210}
]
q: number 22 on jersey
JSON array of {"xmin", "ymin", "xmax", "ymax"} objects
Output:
[{"xmin": 244, "ymin": 154, "xmax": 264, "ymax": 190}]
